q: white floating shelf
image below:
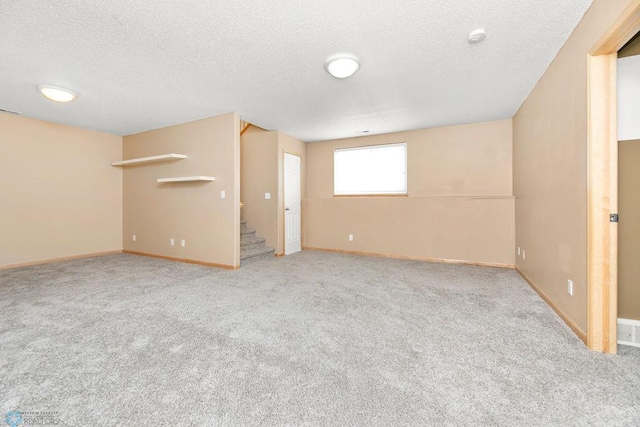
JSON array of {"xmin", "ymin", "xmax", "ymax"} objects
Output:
[
  {"xmin": 112, "ymin": 153, "xmax": 187, "ymax": 167},
  {"xmin": 157, "ymin": 176, "xmax": 216, "ymax": 183}
]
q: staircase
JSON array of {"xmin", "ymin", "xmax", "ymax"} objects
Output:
[{"xmin": 240, "ymin": 220, "xmax": 275, "ymax": 264}]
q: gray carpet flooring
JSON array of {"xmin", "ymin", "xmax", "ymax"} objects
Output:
[{"xmin": 1, "ymin": 252, "xmax": 639, "ymax": 426}]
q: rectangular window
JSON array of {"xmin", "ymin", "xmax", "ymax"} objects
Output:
[{"xmin": 334, "ymin": 142, "xmax": 407, "ymax": 196}]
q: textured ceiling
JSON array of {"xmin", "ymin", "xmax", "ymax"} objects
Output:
[{"xmin": 0, "ymin": 0, "xmax": 594, "ymax": 141}]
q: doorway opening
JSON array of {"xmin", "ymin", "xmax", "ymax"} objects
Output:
[
  {"xmin": 616, "ymin": 31, "xmax": 640, "ymax": 348},
  {"xmin": 587, "ymin": 1, "xmax": 640, "ymax": 353}
]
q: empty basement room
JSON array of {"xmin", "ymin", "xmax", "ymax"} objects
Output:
[{"xmin": 1, "ymin": 0, "xmax": 639, "ymax": 425}]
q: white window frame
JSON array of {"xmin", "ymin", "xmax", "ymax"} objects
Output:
[{"xmin": 333, "ymin": 142, "xmax": 407, "ymax": 196}]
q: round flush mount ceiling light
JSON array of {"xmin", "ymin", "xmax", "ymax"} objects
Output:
[
  {"xmin": 325, "ymin": 53, "xmax": 360, "ymax": 78},
  {"xmin": 37, "ymin": 85, "xmax": 77, "ymax": 103},
  {"xmin": 468, "ymin": 28, "xmax": 487, "ymax": 44}
]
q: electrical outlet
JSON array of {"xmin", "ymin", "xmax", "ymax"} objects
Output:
[
  {"xmin": 170, "ymin": 238, "xmax": 175, "ymax": 246},
  {"xmin": 517, "ymin": 247, "xmax": 520, "ymax": 256},
  {"xmin": 348, "ymin": 234, "xmax": 354, "ymax": 241},
  {"xmin": 220, "ymin": 190, "xmax": 226, "ymax": 199},
  {"xmin": 133, "ymin": 234, "xmax": 136, "ymax": 242},
  {"xmin": 181, "ymin": 239, "xmax": 186, "ymax": 248},
  {"xmin": 265, "ymin": 192, "xmax": 271, "ymax": 200},
  {"xmin": 522, "ymin": 250, "xmax": 526, "ymax": 260},
  {"xmin": 568, "ymin": 280, "xmax": 573, "ymax": 296}
]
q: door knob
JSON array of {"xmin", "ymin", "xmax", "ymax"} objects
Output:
[{"xmin": 285, "ymin": 208, "xmax": 290, "ymax": 211}]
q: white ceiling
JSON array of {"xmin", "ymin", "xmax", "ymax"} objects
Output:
[{"xmin": 0, "ymin": 0, "xmax": 594, "ymax": 142}]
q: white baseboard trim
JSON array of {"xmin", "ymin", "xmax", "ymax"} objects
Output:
[{"xmin": 618, "ymin": 318, "xmax": 640, "ymax": 348}]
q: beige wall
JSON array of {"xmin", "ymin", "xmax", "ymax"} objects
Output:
[
  {"xmin": 513, "ymin": 0, "xmax": 636, "ymax": 333},
  {"xmin": 619, "ymin": 32, "xmax": 640, "ymax": 58},
  {"xmin": 619, "ymin": 140, "xmax": 640, "ymax": 320},
  {"xmin": 241, "ymin": 127, "xmax": 279, "ymax": 249},
  {"xmin": 240, "ymin": 128, "xmax": 307, "ymax": 255},
  {"xmin": 0, "ymin": 113, "xmax": 122, "ymax": 267},
  {"xmin": 305, "ymin": 119, "xmax": 515, "ymax": 266},
  {"xmin": 123, "ymin": 113, "xmax": 240, "ymax": 267}
]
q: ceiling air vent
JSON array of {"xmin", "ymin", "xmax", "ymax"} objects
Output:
[{"xmin": 0, "ymin": 108, "xmax": 20, "ymax": 115}]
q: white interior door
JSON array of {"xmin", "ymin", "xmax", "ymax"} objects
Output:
[{"xmin": 284, "ymin": 153, "xmax": 301, "ymax": 255}]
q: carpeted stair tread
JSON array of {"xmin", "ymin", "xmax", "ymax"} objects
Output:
[
  {"xmin": 241, "ymin": 227, "xmax": 256, "ymax": 236},
  {"xmin": 240, "ymin": 236, "xmax": 267, "ymax": 252},
  {"xmin": 240, "ymin": 236, "xmax": 266, "ymax": 247},
  {"xmin": 240, "ymin": 245, "xmax": 275, "ymax": 262},
  {"xmin": 239, "ymin": 220, "xmax": 273, "ymax": 264}
]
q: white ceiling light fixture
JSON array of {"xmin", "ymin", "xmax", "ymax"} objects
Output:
[
  {"xmin": 325, "ymin": 53, "xmax": 360, "ymax": 79},
  {"xmin": 468, "ymin": 28, "xmax": 487, "ymax": 44},
  {"xmin": 37, "ymin": 85, "xmax": 77, "ymax": 103}
]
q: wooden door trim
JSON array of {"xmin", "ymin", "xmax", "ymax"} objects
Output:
[
  {"xmin": 591, "ymin": 1, "xmax": 640, "ymax": 55},
  {"xmin": 587, "ymin": 53, "xmax": 618, "ymax": 353}
]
